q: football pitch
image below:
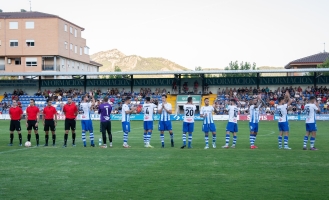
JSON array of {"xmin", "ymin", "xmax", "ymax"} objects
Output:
[{"xmin": 0, "ymin": 120, "xmax": 329, "ymax": 200}]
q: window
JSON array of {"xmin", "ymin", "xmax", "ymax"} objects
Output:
[
  {"xmin": 26, "ymin": 57, "xmax": 37, "ymax": 67},
  {"xmin": 15, "ymin": 58, "xmax": 21, "ymax": 65},
  {"xmin": 26, "ymin": 40, "xmax": 35, "ymax": 47},
  {"xmin": 10, "ymin": 40, "xmax": 18, "ymax": 47},
  {"xmin": 74, "ymin": 29, "xmax": 77, "ymax": 37},
  {"xmin": 80, "ymin": 47, "xmax": 82, "ymax": 55},
  {"xmin": 64, "ymin": 41, "xmax": 68, "ymax": 49},
  {"xmin": 75, "ymin": 45, "xmax": 77, "ymax": 53},
  {"xmin": 25, "ymin": 22, "xmax": 34, "ymax": 29},
  {"xmin": 64, "ymin": 24, "xmax": 67, "ymax": 31},
  {"xmin": 9, "ymin": 22, "xmax": 18, "ymax": 29},
  {"xmin": 70, "ymin": 43, "xmax": 73, "ymax": 50},
  {"xmin": 84, "ymin": 46, "xmax": 89, "ymax": 55},
  {"xmin": 70, "ymin": 27, "xmax": 73, "ymax": 34}
]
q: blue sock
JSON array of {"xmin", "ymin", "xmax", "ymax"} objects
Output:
[
  {"xmin": 182, "ymin": 133, "xmax": 186, "ymax": 145},
  {"xmin": 212, "ymin": 134, "xmax": 216, "ymax": 144},
  {"xmin": 310, "ymin": 137, "xmax": 315, "ymax": 148},
  {"xmin": 143, "ymin": 133, "xmax": 147, "ymax": 144},
  {"xmin": 147, "ymin": 131, "xmax": 152, "ymax": 143},
  {"xmin": 225, "ymin": 134, "xmax": 230, "ymax": 146},
  {"xmin": 160, "ymin": 133, "xmax": 164, "ymax": 146},
  {"xmin": 188, "ymin": 133, "xmax": 192, "ymax": 147},
  {"xmin": 82, "ymin": 131, "xmax": 86, "ymax": 146},
  {"xmin": 278, "ymin": 136, "xmax": 282, "ymax": 147},
  {"xmin": 205, "ymin": 133, "xmax": 209, "ymax": 146},
  {"xmin": 249, "ymin": 134, "xmax": 254, "ymax": 146},
  {"xmin": 233, "ymin": 136, "xmax": 237, "ymax": 145},
  {"xmin": 303, "ymin": 136, "xmax": 309, "ymax": 147},
  {"xmin": 284, "ymin": 136, "xmax": 288, "ymax": 147},
  {"xmin": 90, "ymin": 132, "xmax": 94, "ymax": 145},
  {"xmin": 123, "ymin": 132, "xmax": 128, "ymax": 143}
]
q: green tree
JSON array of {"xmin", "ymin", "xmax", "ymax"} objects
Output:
[
  {"xmin": 110, "ymin": 66, "xmax": 122, "ymax": 79},
  {"xmin": 195, "ymin": 66, "xmax": 202, "ymax": 71},
  {"xmin": 304, "ymin": 58, "xmax": 329, "ymax": 76},
  {"xmin": 223, "ymin": 61, "xmax": 258, "ymax": 77}
]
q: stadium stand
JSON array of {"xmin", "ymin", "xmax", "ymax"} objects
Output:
[{"xmin": 1, "ymin": 85, "xmax": 328, "ymax": 115}]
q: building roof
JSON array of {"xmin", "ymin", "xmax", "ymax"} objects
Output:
[
  {"xmin": 285, "ymin": 52, "xmax": 329, "ymax": 69},
  {"xmin": 90, "ymin": 60, "xmax": 102, "ymax": 67},
  {"xmin": 2, "ymin": 68, "xmax": 329, "ymax": 77},
  {"xmin": 0, "ymin": 11, "xmax": 84, "ymax": 30}
]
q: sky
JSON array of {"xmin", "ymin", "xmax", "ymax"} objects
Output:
[{"xmin": 2, "ymin": 0, "xmax": 329, "ymax": 69}]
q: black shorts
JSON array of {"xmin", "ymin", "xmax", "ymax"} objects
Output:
[
  {"xmin": 27, "ymin": 120, "xmax": 38, "ymax": 131},
  {"xmin": 65, "ymin": 119, "xmax": 76, "ymax": 131},
  {"xmin": 100, "ymin": 121, "xmax": 111, "ymax": 133},
  {"xmin": 44, "ymin": 119, "xmax": 56, "ymax": 132},
  {"xmin": 10, "ymin": 120, "xmax": 21, "ymax": 132}
]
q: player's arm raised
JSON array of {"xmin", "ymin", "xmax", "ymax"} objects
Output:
[
  {"xmin": 285, "ymin": 91, "xmax": 293, "ymax": 107},
  {"xmin": 126, "ymin": 105, "xmax": 136, "ymax": 114},
  {"xmin": 315, "ymin": 101, "xmax": 320, "ymax": 113},
  {"xmin": 157, "ymin": 104, "xmax": 163, "ymax": 114},
  {"xmin": 163, "ymin": 104, "xmax": 172, "ymax": 114}
]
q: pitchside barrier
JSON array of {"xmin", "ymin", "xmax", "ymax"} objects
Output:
[{"xmin": 1, "ymin": 114, "xmax": 329, "ymax": 121}]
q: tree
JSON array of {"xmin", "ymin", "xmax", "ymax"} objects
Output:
[
  {"xmin": 195, "ymin": 66, "xmax": 202, "ymax": 71},
  {"xmin": 109, "ymin": 66, "xmax": 122, "ymax": 79},
  {"xmin": 304, "ymin": 58, "xmax": 329, "ymax": 76},
  {"xmin": 222, "ymin": 61, "xmax": 258, "ymax": 77}
]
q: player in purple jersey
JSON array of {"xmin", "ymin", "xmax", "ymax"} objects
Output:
[{"xmin": 98, "ymin": 96, "xmax": 112, "ymax": 148}]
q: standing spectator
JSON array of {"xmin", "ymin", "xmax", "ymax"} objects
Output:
[
  {"xmin": 62, "ymin": 97, "xmax": 78, "ymax": 147},
  {"xmin": 8, "ymin": 100, "xmax": 23, "ymax": 146}
]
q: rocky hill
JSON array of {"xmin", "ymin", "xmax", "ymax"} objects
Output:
[{"xmin": 91, "ymin": 49, "xmax": 189, "ymax": 77}]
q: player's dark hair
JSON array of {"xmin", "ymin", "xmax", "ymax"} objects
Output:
[
  {"xmin": 125, "ymin": 97, "xmax": 131, "ymax": 101},
  {"xmin": 103, "ymin": 96, "xmax": 108, "ymax": 102},
  {"xmin": 67, "ymin": 96, "xmax": 72, "ymax": 99},
  {"xmin": 46, "ymin": 99, "xmax": 52, "ymax": 103},
  {"xmin": 162, "ymin": 94, "xmax": 167, "ymax": 98},
  {"xmin": 187, "ymin": 97, "xmax": 192, "ymax": 103},
  {"xmin": 30, "ymin": 99, "xmax": 35, "ymax": 103},
  {"xmin": 309, "ymin": 96, "xmax": 316, "ymax": 101},
  {"xmin": 146, "ymin": 97, "xmax": 150, "ymax": 101},
  {"xmin": 230, "ymin": 99, "xmax": 236, "ymax": 104},
  {"xmin": 278, "ymin": 97, "xmax": 284, "ymax": 103},
  {"xmin": 204, "ymin": 98, "xmax": 209, "ymax": 101}
]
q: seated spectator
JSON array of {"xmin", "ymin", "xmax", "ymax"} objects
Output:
[
  {"xmin": 183, "ymin": 82, "xmax": 188, "ymax": 93},
  {"xmin": 3, "ymin": 92, "xmax": 7, "ymax": 98}
]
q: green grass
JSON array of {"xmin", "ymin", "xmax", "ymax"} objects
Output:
[{"xmin": 1, "ymin": 120, "xmax": 329, "ymax": 200}]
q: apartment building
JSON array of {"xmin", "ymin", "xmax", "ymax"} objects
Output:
[{"xmin": 0, "ymin": 10, "xmax": 102, "ymax": 78}]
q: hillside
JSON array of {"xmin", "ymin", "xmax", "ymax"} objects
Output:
[{"xmin": 91, "ymin": 49, "xmax": 189, "ymax": 77}]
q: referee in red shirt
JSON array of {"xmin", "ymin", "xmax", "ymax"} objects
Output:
[
  {"xmin": 43, "ymin": 99, "xmax": 58, "ymax": 146},
  {"xmin": 63, "ymin": 96, "xmax": 78, "ymax": 147},
  {"xmin": 9, "ymin": 100, "xmax": 23, "ymax": 146},
  {"xmin": 26, "ymin": 99, "xmax": 40, "ymax": 146}
]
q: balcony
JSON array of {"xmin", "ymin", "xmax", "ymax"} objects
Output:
[{"xmin": 42, "ymin": 65, "xmax": 55, "ymax": 71}]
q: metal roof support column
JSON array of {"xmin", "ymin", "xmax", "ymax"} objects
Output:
[
  {"xmin": 130, "ymin": 75, "xmax": 134, "ymax": 94},
  {"xmin": 83, "ymin": 75, "xmax": 87, "ymax": 93},
  {"xmin": 314, "ymin": 72, "xmax": 317, "ymax": 88},
  {"xmin": 201, "ymin": 73, "xmax": 205, "ymax": 94},
  {"xmin": 178, "ymin": 74, "xmax": 181, "ymax": 94},
  {"xmin": 38, "ymin": 76, "xmax": 41, "ymax": 91}
]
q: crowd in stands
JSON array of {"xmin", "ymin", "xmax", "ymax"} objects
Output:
[
  {"xmin": 1, "ymin": 85, "xmax": 329, "ymax": 115},
  {"xmin": 214, "ymin": 86, "xmax": 329, "ymax": 115}
]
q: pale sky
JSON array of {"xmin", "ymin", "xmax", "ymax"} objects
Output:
[{"xmin": 2, "ymin": 0, "xmax": 329, "ymax": 69}]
